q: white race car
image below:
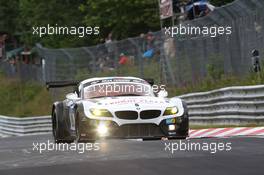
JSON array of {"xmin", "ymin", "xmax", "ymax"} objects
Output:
[{"xmin": 48, "ymin": 77, "xmax": 189, "ymax": 143}]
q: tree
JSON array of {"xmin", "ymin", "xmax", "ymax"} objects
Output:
[
  {"xmin": 80, "ymin": 0, "xmax": 160, "ymax": 40},
  {"xmin": 18, "ymin": 0, "xmax": 89, "ymax": 48},
  {"xmin": 0, "ymin": 0, "xmax": 236, "ymax": 48},
  {"xmin": 0, "ymin": 0, "xmax": 19, "ymax": 33}
]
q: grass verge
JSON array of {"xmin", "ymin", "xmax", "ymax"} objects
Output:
[
  {"xmin": 1, "ymin": 61, "xmax": 264, "ymax": 118},
  {"xmin": 0, "ymin": 73, "xmax": 52, "ymax": 117}
]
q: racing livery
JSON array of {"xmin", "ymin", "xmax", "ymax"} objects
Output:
[{"xmin": 48, "ymin": 77, "xmax": 189, "ymax": 143}]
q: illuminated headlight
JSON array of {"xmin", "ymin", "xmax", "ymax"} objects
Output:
[
  {"xmin": 168, "ymin": 125, "xmax": 176, "ymax": 131},
  {"xmin": 97, "ymin": 123, "xmax": 108, "ymax": 136},
  {"xmin": 163, "ymin": 106, "xmax": 178, "ymax": 116},
  {"xmin": 90, "ymin": 108, "xmax": 113, "ymax": 117}
]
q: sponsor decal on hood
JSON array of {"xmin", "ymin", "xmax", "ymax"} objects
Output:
[{"xmin": 98, "ymin": 97, "xmax": 167, "ymax": 105}]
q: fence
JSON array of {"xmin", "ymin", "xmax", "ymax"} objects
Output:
[
  {"xmin": 36, "ymin": 33, "xmax": 164, "ymax": 83},
  {"xmin": 171, "ymin": 0, "xmax": 264, "ymax": 85},
  {"xmin": 30, "ymin": 0, "xmax": 264, "ymax": 84},
  {"xmin": 1, "ymin": 0, "xmax": 263, "ymax": 87},
  {"xmin": 0, "ymin": 85, "xmax": 263, "ymax": 137},
  {"xmin": 0, "ymin": 61, "xmax": 43, "ymax": 82}
]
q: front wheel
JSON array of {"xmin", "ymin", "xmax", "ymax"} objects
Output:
[{"xmin": 52, "ymin": 108, "xmax": 73, "ymax": 143}]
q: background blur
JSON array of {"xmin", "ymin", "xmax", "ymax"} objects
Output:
[{"xmin": 1, "ymin": 0, "xmax": 264, "ymax": 116}]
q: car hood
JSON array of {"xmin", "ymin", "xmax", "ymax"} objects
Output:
[{"xmin": 82, "ymin": 96, "xmax": 182, "ymax": 112}]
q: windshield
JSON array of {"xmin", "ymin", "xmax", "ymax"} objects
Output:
[{"xmin": 83, "ymin": 82, "xmax": 154, "ymax": 99}]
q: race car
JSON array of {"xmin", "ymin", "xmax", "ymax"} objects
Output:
[{"xmin": 48, "ymin": 77, "xmax": 189, "ymax": 143}]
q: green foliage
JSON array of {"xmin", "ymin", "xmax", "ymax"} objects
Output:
[
  {"xmin": 0, "ymin": 0, "xmax": 19, "ymax": 33},
  {"xmin": 206, "ymin": 55, "xmax": 224, "ymax": 80},
  {"xmin": 1, "ymin": 0, "xmax": 161, "ymax": 47},
  {"xmin": 80, "ymin": 0, "xmax": 160, "ymax": 40},
  {"xmin": 1, "ymin": 0, "xmax": 235, "ymax": 48},
  {"xmin": 17, "ymin": 0, "xmax": 90, "ymax": 48},
  {"xmin": 168, "ymin": 62, "xmax": 264, "ymax": 96}
]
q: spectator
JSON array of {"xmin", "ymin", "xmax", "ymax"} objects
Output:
[
  {"xmin": 105, "ymin": 32, "xmax": 116, "ymax": 64},
  {"xmin": 118, "ymin": 53, "xmax": 129, "ymax": 65},
  {"xmin": 251, "ymin": 49, "xmax": 261, "ymax": 73},
  {"xmin": 164, "ymin": 36, "xmax": 176, "ymax": 59},
  {"xmin": 21, "ymin": 47, "xmax": 31, "ymax": 64},
  {"xmin": 105, "ymin": 32, "xmax": 114, "ymax": 53},
  {"xmin": 142, "ymin": 31, "xmax": 156, "ymax": 59},
  {"xmin": 185, "ymin": 0, "xmax": 215, "ymax": 20},
  {"xmin": 105, "ymin": 56, "xmax": 115, "ymax": 70},
  {"xmin": 146, "ymin": 31, "xmax": 155, "ymax": 50},
  {"xmin": 96, "ymin": 57, "xmax": 105, "ymax": 72},
  {"xmin": 143, "ymin": 49, "xmax": 154, "ymax": 59},
  {"xmin": 139, "ymin": 33, "xmax": 147, "ymax": 54},
  {"xmin": 105, "ymin": 32, "xmax": 113, "ymax": 44},
  {"xmin": 9, "ymin": 56, "xmax": 17, "ymax": 75}
]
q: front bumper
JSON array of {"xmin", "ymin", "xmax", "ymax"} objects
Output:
[{"xmin": 79, "ymin": 117, "xmax": 188, "ymax": 139}]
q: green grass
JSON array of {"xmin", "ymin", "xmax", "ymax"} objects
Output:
[
  {"xmin": 168, "ymin": 64, "xmax": 264, "ymax": 96},
  {"xmin": 0, "ymin": 73, "xmax": 52, "ymax": 117},
  {"xmin": 75, "ymin": 60, "xmax": 264, "ymax": 96}
]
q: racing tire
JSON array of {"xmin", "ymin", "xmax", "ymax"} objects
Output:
[
  {"xmin": 143, "ymin": 138, "xmax": 163, "ymax": 141},
  {"xmin": 168, "ymin": 136, "xmax": 187, "ymax": 140},
  {"xmin": 52, "ymin": 107, "xmax": 74, "ymax": 144}
]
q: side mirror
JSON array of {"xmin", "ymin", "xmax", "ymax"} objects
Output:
[
  {"xmin": 66, "ymin": 92, "xmax": 81, "ymax": 101},
  {"xmin": 157, "ymin": 90, "xmax": 168, "ymax": 98}
]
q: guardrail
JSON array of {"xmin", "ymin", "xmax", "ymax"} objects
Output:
[
  {"xmin": 179, "ymin": 85, "xmax": 264, "ymax": 126},
  {"xmin": 0, "ymin": 115, "xmax": 52, "ymax": 137},
  {"xmin": 0, "ymin": 85, "xmax": 264, "ymax": 137}
]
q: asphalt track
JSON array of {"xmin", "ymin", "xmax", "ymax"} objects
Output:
[{"xmin": 0, "ymin": 134, "xmax": 263, "ymax": 175}]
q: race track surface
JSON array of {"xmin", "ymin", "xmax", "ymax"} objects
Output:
[{"xmin": 0, "ymin": 135, "xmax": 263, "ymax": 175}]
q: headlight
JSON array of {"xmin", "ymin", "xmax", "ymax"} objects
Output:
[
  {"xmin": 97, "ymin": 123, "xmax": 108, "ymax": 136},
  {"xmin": 168, "ymin": 125, "xmax": 176, "ymax": 131},
  {"xmin": 90, "ymin": 108, "xmax": 113, "ymax": 117},
  {"xmin": 163, "ymin": 106, "xmax": 178, "ymax": 116}
]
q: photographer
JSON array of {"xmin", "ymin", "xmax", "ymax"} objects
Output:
[{"xmin": 251, "ymin": 49, "xmax": 261, "ymax": 73}]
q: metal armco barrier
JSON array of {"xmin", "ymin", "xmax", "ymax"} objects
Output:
[
  {"xmin": 0, "ymin": 115, "xmax": 52, "ymax": 137},
  {"xmin": 0, "ymin": 85, "xmax": 264, "ymax": 137},
  {"xmin": 179, "ymin": 85, "xmax": 264, "ymax": 126}
]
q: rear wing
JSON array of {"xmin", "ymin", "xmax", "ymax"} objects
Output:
[
  {"xmin": 144, "ymin": 78, "xmax": 154, "ymax": 86},
  {"xmin": 46, "ymin": 78, "xmax": 154, "ymax": 90},
  {"xmin": 46, "ymin": 81, "xmax": 79, "ymax": 90}
]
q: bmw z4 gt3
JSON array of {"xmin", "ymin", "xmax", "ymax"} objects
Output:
[{"xmin": 48, "ymin": 77, "xmax": 189, "ymax": 143}]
